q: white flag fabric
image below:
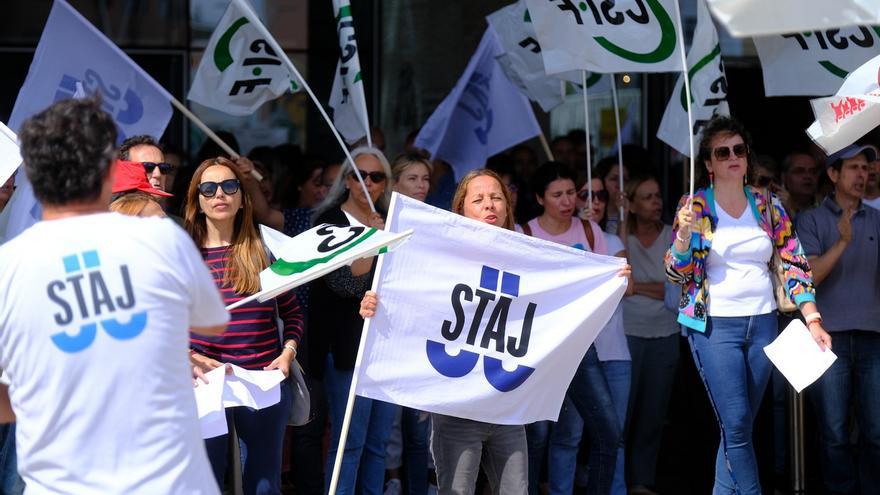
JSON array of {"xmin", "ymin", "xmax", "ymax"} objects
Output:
[
  {"xmin": 188, "ymin": 0, "xmax": 301, "ymax": 116},
  {"xmin": 0, "ymin": 0, "xmax": 173, "ymax": 243},
  {"xmin": 226, "ymin": 223, "xmax": 412, "ymax": 310},
  {"xmin": 807, "ymin": 54, "xmax": 880, "ymax": 155},
  {"xmin": 657, "ymin": 0, "xmax": 729, "ymax": 156},
  {"xmin": 487, "ymin": 1, "xmax": 563, "ymax": 112},
  {"xmin": 414, "ymin": 27, "xmax": 541, "ymax": 180},
  {"xmin": 0, "ymin": 122, "xmax": 20, "ymax": 189},
  {"xmin": 522, "ymin": 0, "xmax": 683, "ymax": 75},
  {"xmin": 706, "ymin": 0, "xmax": 880, "ymax": 38},
  {"xmin": 329, "ymin": 0, "xmax": 370, "ymax": 144},
  {"xmin": 755, "ymin": 27, "xmax": 880, "ymax": 97},
  {"xmin": 354, "ymin": 194, "xmax": 627, "ymax": 425}
]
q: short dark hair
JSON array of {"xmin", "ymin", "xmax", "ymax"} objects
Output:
[
  {"xmin": 19, "ymin": 97, "xmax": 117, "ymax": 206},
  {"xmin": 531, "ymin": 161, "xmax": 576, "ymax": 198},
  {"xmin": 117, "ymin": 134, "xmax": 161, "ymax": 160},
  {"xmin": 697, "ymin": 116, "xmax": 753, "ymax": 165}
]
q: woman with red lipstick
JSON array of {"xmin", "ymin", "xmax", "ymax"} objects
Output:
[
  {"xmin": 667, "ymin": 117, "xmax": 831, "ymax": 495},
  {"xmin": 184, "ymin": 157, "xmax": 303, "ymax": 494}
]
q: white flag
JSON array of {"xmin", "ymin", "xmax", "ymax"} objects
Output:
[
  {"xmin": 188, "ymin": 0, "xmax": 301, "ymax": 116},
  {"xmin": 355, "ymin": 194, "xmax": 627, "ymax": 425},
  {"xmin": 414, "ymin": 27, "xmax": 541, "ymax": 180},
  {"xmin": 658, "ymin": 0, "xmax": 729, "ymax": 156},
  {"xmin": 329, "ymin": 1, "xmax": 370, "ymax": 144},
  {"xmin": 522, "ymin": 0, "xmax": 683, "ymax": 75},
  {"xmin": 0, "ymin": 0, "xmax": 173, "ymax": 243},
  {"xmin": 807, "ymin": 54, "xmax": 880, "ymax": 155},
  {"xmin": 487, "ymin": 1, "xmax": 564, "ymax": 112},
  {"xmin": 0, "ymin": 122, "xmax": 20, "ymax": 190},
  {"xmin": 706, "ymin": 0, "xmax": 880, "ymax": 37},
  {"xmin": 755, "ymin": 26, "xmax": 880, "ymax": 97},
  {"xmin": 226, "ymin": 223, "xmax": 412, "ymax": 310}
]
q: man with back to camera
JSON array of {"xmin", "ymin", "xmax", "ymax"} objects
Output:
[
  {"xmin": 796, "ymin": 144, "xmax": 880, "ymax": 495},
  {"xmin": 0, "ymin": 97, "xmax": 230, "ymax": 494}
]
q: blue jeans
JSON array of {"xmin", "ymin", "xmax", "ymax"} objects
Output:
[
  {"xmin": 324, "ymin": 354, "xmax": 397, "ymax": 495},
  {"xmin": 401, "ymin": 407, "xmax": 430, "ymax": 495},
  {"xmin": 547, "ymin": 346, "xmax": 620, "ymax": 495},
  {"xmin": 807, "ymin": 330, "xmax": 880, "ymax": 495},
  {"xmin": 525, "ymin": 420, "xmax": 549, "ymax": 495},
  {"xmin": 0, "ymin": 424, "xmax": 24, "ymax": 495},
  {"xmin": 687, "ymin": 313, "xmax": 776, "ymax": 495},
  {"xmin": 547, "ymin": 360, "xmax": 630, "ymax": 495},
  {"xmin": 205, "ymin": 380, "xmax": 292, "ymax": 495}
]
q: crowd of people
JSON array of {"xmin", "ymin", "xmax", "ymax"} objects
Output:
[{"xmin": 0, "ymin": 97, "xmax": 878, "ymax": 495}]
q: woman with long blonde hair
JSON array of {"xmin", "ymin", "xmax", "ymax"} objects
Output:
[{"xmin": 184, "ymin": 157, "xmax": 304, "ymax": 495}]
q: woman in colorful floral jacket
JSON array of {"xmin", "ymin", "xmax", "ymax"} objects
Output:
[{"xmin": 665, "ymin": 116, "xmax": 831, "ymax": 495}]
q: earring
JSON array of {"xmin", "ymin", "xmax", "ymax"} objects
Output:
[{"xmin": 709, "ymin": 171, "xmax": 714, "ymax": 186}]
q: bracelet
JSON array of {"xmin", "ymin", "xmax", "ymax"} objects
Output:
[
  {"xmin": 804, "ymin": 312, "xmax": 822, "ymax": 325},
  {"xmin": 676, "ymin": 230, "xmax": 690, "ymax": 243},
  {"xmin": 283, "ymin": 343, "xmax": 297, "ymax": 355}
]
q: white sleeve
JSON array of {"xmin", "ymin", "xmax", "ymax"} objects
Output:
[{"xmin": 170, "ymin": 223, "xmax": 230, "ymax": 328}]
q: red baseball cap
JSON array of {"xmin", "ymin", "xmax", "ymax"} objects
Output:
[{"xmin": 112, "ymin": 160, "xmax": 172, "ymax": 197}]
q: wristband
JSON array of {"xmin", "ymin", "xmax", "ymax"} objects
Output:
[
  {"xmin": 804, "ymin": 312, "xmax": 822, "ymax": 325},
  {"xmin": 284, "ymin": 343, "xmax": 297, "ymax": 355},
  {"xmin": 676, "ymin": 230, "xmax": 690, "ymax": 243}
]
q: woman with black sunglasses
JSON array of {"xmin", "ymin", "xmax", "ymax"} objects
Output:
[
  {"xmin": 308, "ymin": 147, "xmax": 395, "ymax": 494},
  {"xmin": 666, "ymin": 117, "xmax": 831, "ymax": 495},
  {"xmin": 184, "ymin": 157, "xmax": 303, "ymax": 495}
]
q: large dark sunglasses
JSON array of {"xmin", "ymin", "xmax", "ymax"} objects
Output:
[
  {"xmin": 198, "ymin": 179, "xmax": 241, "ymax": 198},
  {"xmin": 349, "ymin": 169, "xmax": 386, "ymax": 183},
  {"xmin": 577, "ymin": 189, "xmax": 609, "ymax": 202},
  {"xmin": 142, "ymin": 162, "xmax": 173, "ymax": 174},
  {"xmin": 712, "ymin": 143, "xmax": 748, "ymax": 160}
]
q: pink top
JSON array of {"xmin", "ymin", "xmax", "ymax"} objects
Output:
[{"xmin": 525, "ymin": 217, "xmax": 607, "ymax": 255}]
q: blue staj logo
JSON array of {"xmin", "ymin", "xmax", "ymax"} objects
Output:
[
  {"xmin": 54, "ymin": 70, "xmax": 144, "ymax": 143},
  {"xmin": 47, "ymin": 250, "xmax": 146, "ymax": 353},
  {"xmin": 427, "ymin": 266, "xmax": 536, "ymax": 392},
  {"xmin": 456, "ymin": 71, "xmax": 493, "ymax": 145}
]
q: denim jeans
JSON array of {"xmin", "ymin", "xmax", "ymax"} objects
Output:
[
  {"xmin": 807, "ymin": 330, "xmax": 880, "ymax": 495},
  {"xmin": 205, "ymin": 380, "xmax": 292, "ymax": 495},
  {"xmin": 387, "ymin": 406, "xmax": 431, "ymax": 495},
  {"xmin": 324, "ymin": 354, "xmax": 397, "ymax": 495},
  {"xmin": 0, "ymin": 424, "xmax": 24, "ymax": 495},
  {"xmin": 525, "ymin": 420, "xmax": 549, "ymax": 495},
  {"xmin": 687, "ymin": 313, "xmax": 776, "ymax": 495},
  {"xmin": 625, "ymin": 334, "xmax": 679, "ymax": 487},
  {"xmin": 547, "ymin": 359, "xmax": 630, "ymax": 495},
  {"xmin": 430, "ymin": 413, "xmax": 528, "ymax": 495}
]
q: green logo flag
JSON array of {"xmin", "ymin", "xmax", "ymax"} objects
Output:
[
  {"xmin": 329, "ymin": 0, "xmax": 370, "ymax": 144},
  {"xmin": 188, "ymin": 0, "xmax": 302, "ymax": 116},
  {"xmin": 522, "ymin": 0, "xmax": 683, "ymax": 74}
]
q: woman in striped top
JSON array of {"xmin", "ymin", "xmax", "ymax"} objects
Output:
[{"xmin": 185, "ymin": 157, "xmax": 303, "ymax": 495}]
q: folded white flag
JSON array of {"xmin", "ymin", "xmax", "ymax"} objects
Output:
[
  {"xmin": 807, "ymin": 54, "xmax": 880, "ymax": 155},
  {"xmin": 355, "ymin": 194, "xmax": 627, "ymax": 425},
  {"xmin": 706, "ymin": 0, "xmax": 880, "ymax": 37},
  {"xmin": 329, "ymin": 0, "xmax": 370, "ymax": 144},
  {"xmin": 194, "ymin": 364, "xmax": 286, "ymax": 439},
  {"xmin": 763, "ymin": 319, "xmax": 837, "ymax": 393}
]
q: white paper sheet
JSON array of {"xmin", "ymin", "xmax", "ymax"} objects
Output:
[
  {"xmin": 764, "ymin": 319, "xmax": 837, "ymax": 393},
  {"xmin": 193, "ymin": 364, "xmax": 286, "ymax": 439}
]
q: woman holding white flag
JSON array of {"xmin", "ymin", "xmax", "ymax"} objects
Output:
[
  {"xmin": 183, "ymin": 157, "xmax": 303, "ymax": 495},
  {"xmin": 666, "ymin": 116, "xmax": 831, "ymax": 495},
  {"xmin": 309, "ymin": 147, "xmax": 394, "ymax": 495}
]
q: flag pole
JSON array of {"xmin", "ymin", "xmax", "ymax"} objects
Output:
[
  {"xmin": 327, "ymin": 193, "xmax": 398, "ymax": 494},
  {"xmin": 581, "ymin": 71, "xmax": 593, "ymax": 208},
  {"xmin": 672, "ymin": 0, "xmax": 695, "ymax": 201},
  {"xmin": 538, "ymin": 133, "xmax": 555, "ymax": 162},
  {"xmin": 236, "ymin": 0, "xmax": 375, "ymax": 213},
  {"xmin": 610, "ymin": 75, "xmax": 625, "ymax": 222}
]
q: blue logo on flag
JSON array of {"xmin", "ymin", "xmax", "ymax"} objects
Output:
[
  {"xmin": 54, "ymin": 70, "xmax": 145, "ymax": 142},
  {"xmin": 456, "ymin": 71, "xmax": 494, "ymax": 145},
  {"xmin": 427, "ymin": 265, "xmax": 536, "ymax": 392}
]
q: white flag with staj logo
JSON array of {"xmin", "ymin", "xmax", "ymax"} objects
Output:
[
  {"xmin": 188, "ymin": 0, "xmax": 302, "ymax": 116},
  {"xmin": 354, "ymin": 194, "xmax": 627, "ymax": 425},
  {"xmin": 522, "ymin": 0, "xmax": 684, "ymax": 74}
]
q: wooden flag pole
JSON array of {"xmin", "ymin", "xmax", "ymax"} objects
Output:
[
  {"xmin": 581, "ymin": 71, "xmax": 593, "ymax": 208},
  {"xmin": 672, "ymin": 0, "xmax": 695, "ymax": 202},
  {"xmin": 610, "ymin": 75, "xmax": 625, "ymax": 222},
  {"xmin": 538, "ymin": 133, "xmax": 555, "ymax": 162}
]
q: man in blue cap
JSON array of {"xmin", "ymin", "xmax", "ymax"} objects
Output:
[{"xmin": 796, "ymin": 143, "xmax": 880, "ymax": 495}]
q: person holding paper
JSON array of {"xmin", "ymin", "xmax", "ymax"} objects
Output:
[
  {"xmin": 308, "ymin": 147, "xmax": 394, "ymax": 495},
  {"xmin": 184, "ymin": 157, "xmax": 303, "ymax": 495},
  {"xmin": 795, "ymin": 144, "xmax": 880, "ymax": 495},
  {"xmin": 0, "ymin": 97, "xmax": 229, "ymax": 494},
  {"xmin": 666, "ymin": 116, "xmax": 831, "ymax": 495}
]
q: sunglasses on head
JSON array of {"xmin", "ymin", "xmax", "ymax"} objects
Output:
[
  {"xmin": 142, "ymin": 162, "xmax": 173, "ymax": 174},
  {"xmin": 349, "ymin": 169, "xmax": 386, "ymax": 183},
  {"xmin": 577, "ymin": 189, "xmax": 609, "ymax": 202},
  {"xmin": 712, "ymin": 143, "xmax": 748, "ymax": 161},
  {"xmin": 198, "ymin": 178, "xmax": 241, "ymax": 198}
]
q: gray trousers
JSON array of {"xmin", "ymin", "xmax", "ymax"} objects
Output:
[
  {"xmin": 624, "ymin": 334, "xmax": 680, "ymax": 487},
  {"xmin": 430, "ymin": 414, "xmax": 528, "ymax": 495}
]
